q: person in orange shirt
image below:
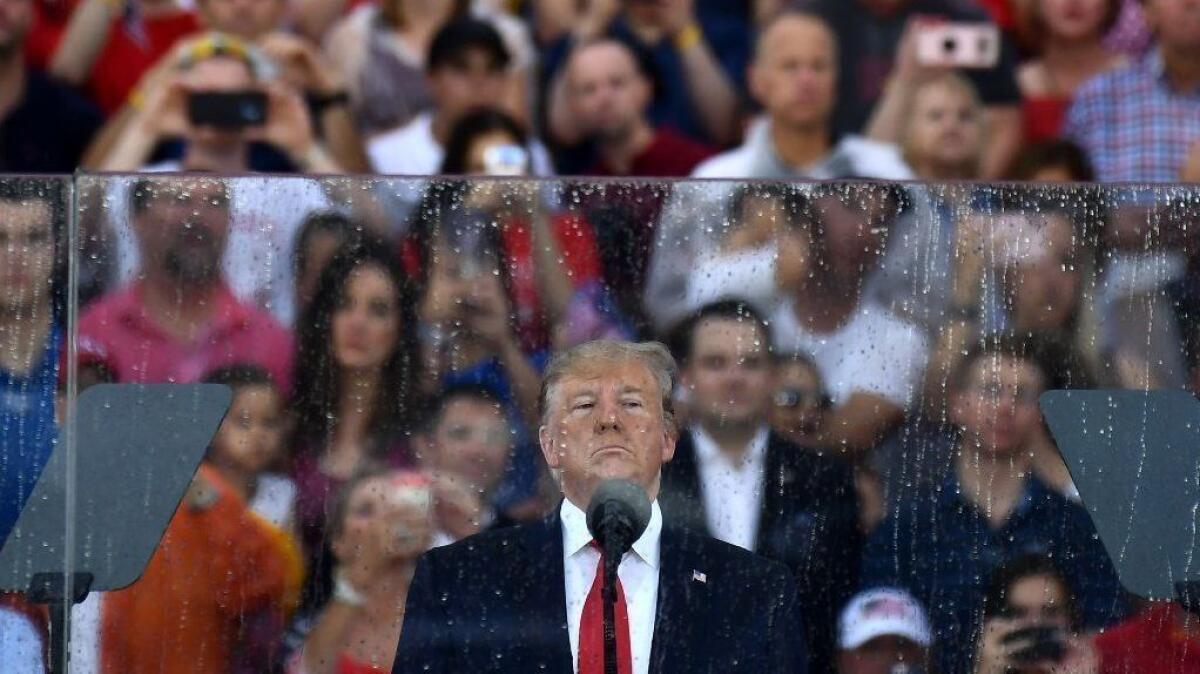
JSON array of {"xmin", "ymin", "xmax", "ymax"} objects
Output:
[{"xmin": 100, "ymin": 461, "xmax": 289, "ymax": 674}]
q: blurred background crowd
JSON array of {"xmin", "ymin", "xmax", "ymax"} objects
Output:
[{"xmin": 2, "ymin": 0, "xmax": 1200, "ymax": 672}]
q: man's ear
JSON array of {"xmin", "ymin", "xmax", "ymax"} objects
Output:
[
  {"xmin": 661, "ymin": 424, "xmax": 677, "ymax": 464},
  {"xmin": 539, "ymin": 425, "xmax": 561, "ymax": 469}
]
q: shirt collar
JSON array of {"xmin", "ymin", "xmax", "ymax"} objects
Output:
[
  {"xmin": 561, "ymin": 496, "xmax": 663, "ymax": 570},
  {"xmin": 690, "ymin": 425, "xmax": 770, "ymax": 467}
]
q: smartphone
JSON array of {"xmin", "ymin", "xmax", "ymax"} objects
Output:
[
  {"xmin": 187, "ymin": 91, "xmax": 268, "ymax": 130},
  {"xmin": 915, "ymin": 22, "xmax": 1001, "ymax": 69},
  {"xmin": 1002, "ymin": 625, "xmax": 1067, "ymax": 664},
  {"xmin": 482, "ymin": 144, "xmax": 530, "ymax": 177}
]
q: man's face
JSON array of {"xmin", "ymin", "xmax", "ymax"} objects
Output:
[
  {"xmin": 682, "ymin": 318, "xmax": 773, "ymax": 432},
  {"xmin": 134, "ymin": 181, "xmax": 231, "ymax": 286},
  {"xmin": 837, "ymin": 635, "xmax": 928, "ymax": 674},
  {"xmin": 0, "ymin": 0, "xmax": 32, "ymax": 58},
  {"xmin": 428, "ymin": 49, "xmax": 508, "ymax": 126},
  {"xmin": 421, "ymin": 397, "xmax": 513, "ymax": 495},
  {"xmin": 1144, "ymin": 0, "xmax": 1200, "ymax": 52},
  {"xmin": 812, "ymin": 193, "xmax": 890, "ymax": 286},
  {"xmin": 951, "ymin": 355, "xmax": 1046, "ymax": 457},
  {"xmin": 198, "ymin": 0, "xmax": 284, "ymax": 41},
  {"xmin": 749, "ymin": 15, "xmax": 837, "ymax": 131},
  {"xmin": 568, "ymin": 42, "xmax": 652, "ymax": 142},
  {"xmin": 539, "ymin": 358, "xmax": 676, "ymax": 506},
  {"xmin": 0, "ymin": 199, "xmax": 54, "ymax": 314}
]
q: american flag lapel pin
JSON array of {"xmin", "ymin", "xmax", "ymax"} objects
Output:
[{"xmin": 691, "ymin": 570, "xmax": 707, "ymax": 584}]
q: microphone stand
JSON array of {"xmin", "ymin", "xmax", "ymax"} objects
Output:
[{"xmin": 602, "ymin": 544, "xmax": 621, "ymax": 674}]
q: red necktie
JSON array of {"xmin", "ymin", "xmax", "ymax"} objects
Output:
[{"xmin": 578, "ymin": 542, "xmax": 633, "ymax": 674}]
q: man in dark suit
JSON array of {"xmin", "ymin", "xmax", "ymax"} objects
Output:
[
  {"xmin": 660, "ymin": 300, "xmax": 861, "ymax": 674},
  {"xmin": 394, "ymin": 339, "xmax": 807, "ymax": 673}
]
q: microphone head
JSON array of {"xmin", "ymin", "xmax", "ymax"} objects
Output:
[{"xmin": 586, "ymin": 479, "xmax": 652, "ymax": 552}]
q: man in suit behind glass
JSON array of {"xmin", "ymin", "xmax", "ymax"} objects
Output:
[
  {"xmin": 660, "ymin": 300, "xmax": 861, "ymax": 674},
  {"xmin": 393, "ymin": 340, "xmax": 807, "ymax": 673}
]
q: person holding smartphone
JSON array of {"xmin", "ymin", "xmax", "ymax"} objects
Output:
[
  {"xmin": 97, "ymin": 33, "xmax": 342, "ymax": 174},
  {"xmin": 974, "ymin": 554, "xmax": 1100, "ymax": 674}
]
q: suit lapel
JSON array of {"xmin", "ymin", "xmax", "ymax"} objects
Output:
[
  {"xmin": 753, "ymin": 434, "xmax": 789, "ymax": 554},
  {"xmin": 649, "ymin": 525, "xmax": 712, "ymax": 673},
  {"xmin": 510, "ymin": 510, "xmax": 573, "ymax": 672},
  {"xmin": 666, "ymin": 431, "xmax": 711, "ymax": 533}
]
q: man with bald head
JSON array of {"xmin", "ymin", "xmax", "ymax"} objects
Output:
[
  {"xmin": 565, "ymin": 39, "xmax": 713, "ymax": 177},
  {"xmin": 690, "ymin": 11, "xmax": 911, "ymax": 181},
  {"xmin": 394, "ymin": 340, "xmax": 807, "ymax": 673}
]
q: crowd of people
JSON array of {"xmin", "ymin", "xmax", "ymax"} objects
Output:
[{"xmin": 2, "ymin": 0, "xmax": 1200, "ymax": 672}]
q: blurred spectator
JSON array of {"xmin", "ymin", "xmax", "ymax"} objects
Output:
[
  {"xmin": 692, "ymin": 11, "xmax": 912, "ymax": 180},
  {"xmin": 413, "ymin": 383, "xmax": 519, "ymax": 545},
  {"xmin": 78, "ymin": 178, "xmax": 293, "ymax": 386},
  {"xmin": 285, "ymin": 469, "xmax": 432, "ymax": 674},
  {"xmin": 899, "ymin": 72, "xmax": 985, "ymax": 180},
  {"xmin": 660, "ymin": 300, "xmax": 861, "ymax": 674},
  {"xmin": 101, "ymin": 461, "xmax": 291, "ymax": 674},
  {"xmin": 324, "ymin": 0, "xmax": 534, "ymax": 138},
  {"xmin": 0, "ymin": 0, "xmax": 101, "ymax": 172},
  {"xmin": 202, "ymin": 364, "xmax": 305, "ymax": 613},
  {"xmin": 769, "ymin": 351, "xmax": 829, "ymax": 444},
  {"xmin": 290, "ymin": 235, "xmax": 417, "ymax": 608},
  {"xmin": 368, "ymin": 18, "xmax": 552, "ymax": 177},
  {"xmin": 1094, "ymin": 599, "xmax": 1200, "ymax": 672},
  {"xmin": 678, "ymin": 183, "xmax": 813, "ymax": 319},
  {"xmin": 974, "ymin": 554, "xmax": 1100, "ymax": 674},
  {"xmin": 863, "ymin": 337, "xmax": 1128, "ymax": 674},
  {"xmin": 293, "ymin": 210, "xmax": 369, "ymax": 323},
  {"xmin": 804, "ymin": 0, "xmax": 1024, "ymax": 179},
  {"xmin": 836, "ymin": 588, "xmax": 933, "ymax": 674},
  {"xmin": 1064, "ymin": 0, "xmax": 1200, "ymax": 182},
  {"xmin": 770, "ymin": 184, "xmax": 928, "ymax": 457},
  {"xmin": 97, "ymin": 35, "xmax": 343, "ymax": 173},
  {"xmin": 0, "ymin": 594, "xmax": 46, "ymax": 673},
  {"xmin": 47, "ymin": 0, "xmax": 199, "ymax": 113},
  {"xmin": 1007, "ymin": 139, "xmax": 1096, "ymax": 181},
  {"xmin": 406, "ymin": 109, "xmax": 601, "ymax": 428},
  {"xmin": 1014, "ymin": 0, "xmax": 1125, "ymax": 143},
  {"xmin": 0, "ymin": 179, "xmax": 62, "ymax": 548},
  {"xmin": 92, "ymin": 39, "xmax": 340, "ymax": 323},
  {"xmin": 540, "ymin": 0, "xmax": 745, "ymax": 147},
  {"xmin": 920, "ymin": 204, "xmax": 1096, "ymax": 496},
  {"xmin": 562, "ymin": 37, "xmax": 714, "ymax": 177}
]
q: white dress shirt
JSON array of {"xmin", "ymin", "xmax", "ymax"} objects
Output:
[
  {"xmin": 691, "ymin": 426, "xmax": 768, "ymax": 551},
  {"xmin": 561, "ymin": 498, "xmax": 661, "ymax": 674}
]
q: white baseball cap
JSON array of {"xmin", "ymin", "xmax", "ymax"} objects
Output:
[{"xmin": 838, "ymin": 588, "xmax": 932, "ymax": 650}]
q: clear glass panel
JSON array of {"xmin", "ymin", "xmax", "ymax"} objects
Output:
[{"xmin": 1, "ymin": 173, "xmax": 1192, "ymax": 672}]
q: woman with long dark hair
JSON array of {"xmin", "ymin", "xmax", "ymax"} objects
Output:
[{"xmin": 290, "ymin": 232, "xmax": 418, "ymax": 607}]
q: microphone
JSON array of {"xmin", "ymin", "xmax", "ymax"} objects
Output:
[{"xmin": 586, "ymin": 479, "xmax": 652, "ymax": 563}]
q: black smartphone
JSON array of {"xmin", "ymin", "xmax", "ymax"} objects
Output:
[
  {"xmin": 187, "ymin": 91, "xmax": 268, "ymax": 130},
  {"xmin": 1002, "ymin": 625, "xmax": 1067, "ymax": 664}
]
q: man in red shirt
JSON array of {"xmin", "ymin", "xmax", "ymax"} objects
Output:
[
  {"xmin": 78, "ymin": 177, "xmax": 293, "ymax": 391},
  {"xmin": 564, "ymin": 37, "xmax": 714, "ymax": 178}
]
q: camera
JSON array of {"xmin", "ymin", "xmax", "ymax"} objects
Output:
[
  {"xmin": 187, "ymin": 91, "xmax": 268, "ymax": 130},
  {"xmin": 915, "ymin": 23, "xmax": 1000, "ymax": 69}
]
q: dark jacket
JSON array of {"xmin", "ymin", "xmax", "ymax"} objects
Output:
[
  {"xmin": 393, "ymin": 507, "xmax": 808, "ymax": 673},
  {"xmin": 659, "ymin": 429, "xmax": 861, "ymax": 674}
]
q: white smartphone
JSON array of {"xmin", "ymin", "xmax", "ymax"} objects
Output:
[{"xmin": 915, "ymin": 22, "xmax": 1001, "ymax": 69}]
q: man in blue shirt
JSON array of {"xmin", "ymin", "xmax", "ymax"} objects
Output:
[
  {"xmin": 0, "ymin": 178, "xmax": 62, "ymax": 546},
  {"xmin": 862, "ymin": 336, "xmax": 1128, "ymax": 674}
]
